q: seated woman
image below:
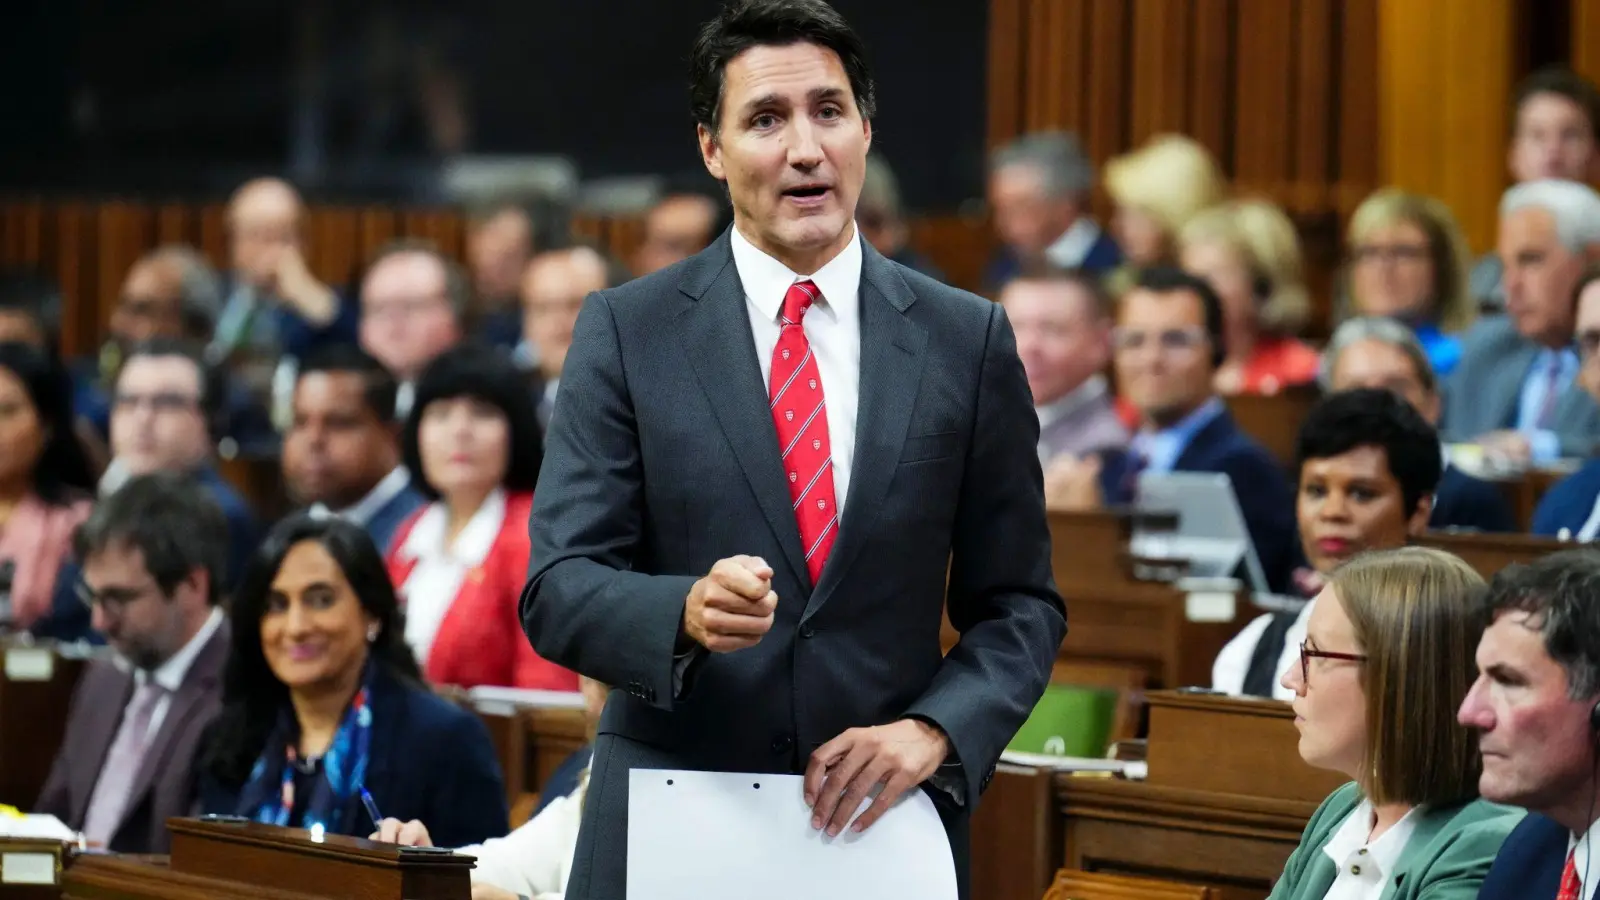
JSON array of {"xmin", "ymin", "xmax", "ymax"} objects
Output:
[
  {"xmin": 1268, "ymin": 546, "xmax": 1521, "ymax": 898},
  {"xmin": 1179, "ymin": 199, "xmax": 1320, "ymax": 395},
  {"xmin": 1213, "ymin": 389, "xmax": 1439, "ymax": 698},
  {"xmin": 387, "ymin": 344, "xmax": 576, "ymax": 691},
  {"xmin": 1341, "ymin": 189, "xmax": 1476, "ymax": 377},
  {"xmin": 1103, "ymin": 134, "xmax": 1226, "ymax": 293},
  {"xmin": 369, "ymin": 676, "xmax": 610, "ymax": 900},
  {"xmin": 198, "ymin": 514, "xmax": 508, "ymax": 848},
  {"xmin": 0, "ymin": 342, "xmax": 97, "ymax": 640}
]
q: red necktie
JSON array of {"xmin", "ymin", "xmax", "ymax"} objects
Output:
[
  {"xmin": 770, "ymin": 280, "xmax": 838, "ymax": 585},
  {"xmin": 1559, "ymin": 849, "xmax": 1581, "ymax": 900}
]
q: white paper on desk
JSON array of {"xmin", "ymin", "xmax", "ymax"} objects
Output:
[
  {"xmin": 0, "ymin": 815, "xmax": 75, "ymax": 842},
  {"xmin": 467, "ymin": 685, "xmax": 585, "ymax": 712},
  {"xmin": 626, "ymin": 769, "xmax": 957, "ymax": 900}
]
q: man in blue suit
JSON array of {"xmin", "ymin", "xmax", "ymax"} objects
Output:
[
  {"xmin": 1462, "ymin": 550, "xmax": 1600, "ymax": 900},
  {"xmin": 281, "ymin": 345, "xmax": 423, "ymax": 555}
]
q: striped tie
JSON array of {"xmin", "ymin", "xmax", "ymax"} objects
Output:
[{"xmin": 770, "ymin": 280, "xmax": 839, "ymax": 585}]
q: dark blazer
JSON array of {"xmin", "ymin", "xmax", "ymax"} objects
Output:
[
  {"xmin": 28, "ymin": 560, "xmax": 101, "ymax": 645},
  {"xmin": 1532, "ymin": 456, "xmax": 1600, "ymax": 538},
  {"xmin": 521, "ymin": 233, "xmax": 1066, "ymax": 900},
  {"xmin": 1431, "ymin": 465, "xmax": 1518, "ymax": 533},
  {"xmin": 984, "ymin": 231, "xmax": 1123, "ymax": 290},
  {"xmin": 35, "ymin": 617, "xmax": 230, "ymax": 853},
  {"xmin": 1099, "ymin": 410, "xmax": 1296, "ymax": 593},
  {"xmin": 198, "ymin": 664, "xmax": 509, "ymax": 849},
  {"xmin": 362, "ymin": 484, "xmax": 427, "ymax": 557},
  {"xmin": 1442, "ymin": 316, "xmax": 1600, "ymax": 457},
  {"xmin": 1477, "ymin": 813, "xmax": 1586, "ymax": 900},
  {"xmin": 194, "ymin": 467, "xmax": 262, "ymax": 593}
]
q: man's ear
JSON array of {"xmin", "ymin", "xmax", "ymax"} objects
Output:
[
  {"xmin": 1406, "ymin": 494, "xmax": 1434, "ymax": 537},
  {"xmin": 862, "ymin": 116, "xmax": 872, "ymax": 154},
  {"xmin": 698, "ymin": 124, "xmax": 725, "ymax": 182}
]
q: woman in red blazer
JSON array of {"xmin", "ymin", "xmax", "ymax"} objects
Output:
[{"xmin": 385, "ymin": 344, "xmax": 577, "ymax": 692}]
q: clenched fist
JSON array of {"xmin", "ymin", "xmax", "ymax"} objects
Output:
[{"xmin": 681, "ymin": 555, "xmax": 778, "ymax": 653}]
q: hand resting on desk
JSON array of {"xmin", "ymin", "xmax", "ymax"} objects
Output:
[{"xmin": 369, "ymin": 820, "xmax": 524, "ymax": 900}]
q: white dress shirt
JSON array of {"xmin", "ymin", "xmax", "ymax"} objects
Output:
[
  {"xmin": 395, "ymin": 488, "xmax": 506, "ymax": 667},
  {"xmin": 1320, "ymin": 801, "xmax": 1421, "ymax": 900},
  {"xmin": 457, "ymin": 781, "xmax": 585, "ymax": 898},
  {"xmin": 730, "ymin": 224, "xmax": 862, "ymax": 513},
  {"xmin": 1570, "ymin": 818, "xmax": 1600, "ymax": 900},
  {"xmin": 310, "ymin": 466, "xmax": 411, "ymax": 526},
  {"xmin": 1211, "ymin": 599, "xmax": 1312, "ymax": 700},
  {"xmin": 119, "ymin": 606, "xmax": 226, "ymax": 741},
  {"xmin": 1044, "ymin": 217, "xmax": 1107, "ymax": 269}
]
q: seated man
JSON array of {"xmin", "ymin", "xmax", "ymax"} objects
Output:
[
  {"xmin": 1323, "ymin": 316, "xmax": 1517, "ymax": 532},
  {"xmin": 35, "ymin": 473, "xmax": 231, "ymax": 853},
  {"xmin": 1052, "ymin": 267, "xmax": 1294, "ymax": 590},
  {"xmin": 1533, "ymin": 268, "xmax": 1600, "ymax": 538},
  {"xmin": 998, "ymin": 267, "xmax": 1127, "ymax": 464},
  {"xmin": 370, "ymin": 676, "xmax": 610, "ymax": 900},
  {"xmin": 281, "ymin": 346, "xmax": 424, "ymax": 554},
  {"xmin": 103, "ymin": 339, "xmax": 261, "ymax": 589},
  {"xmin": 1213, "ymin": 388, "xmax": 1440, "ymax": 698},
  {"xmin": 1463, "ymin": 550, "xmax": 1600, "ymax": 900},
  {"xmin": 1443, "ymin": 179, "xmax": 1600, "ymax": 464}
]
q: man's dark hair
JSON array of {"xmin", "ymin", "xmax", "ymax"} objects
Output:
[
  {"xmin": 1513, "ymin": 67, "xmax": 1600, "ymax": 137},
  {"xmin": 1129, "ymin": 266, "xmax": 1227, "ymax": 368},
  {"xmin": 296, "ymin": 345, "xmax": 399, "ymax": 422},
  {"xmin": 120, "ymin": 337, "xmax": 228, "ymax": 441},
  {"xmin": 689, "ymin": 0, "xmax": 876, "ymax": 138},
  {"xmin": 74, "ymin": 471, "xmax": 228, "ymax": 606},
  {"xmin": 1480, "ymin": 549, "xmax": 1600, "ymax": 699},
  {"xmin": 0, "ymin": 269, "xmax": 62, "ymax": 351},
  {"xmin": 1295, "ymin": 388, "xmax": 1442, "ymax": 517}
]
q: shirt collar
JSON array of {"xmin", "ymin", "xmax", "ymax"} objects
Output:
[
  {"xmin": 399, "ymin": 487, "xmax": 507, "ymax": 568},
  {"xmin": 1321, "ymin": 799, "xmax": 1422, "ymax": 878},
  {"xmin": 137, "ymin": 606, "xmax": 225, "ymax": 693},
  {"xmin": 1043, "ymin": 217, "xmax": 1103, "ymax": 269},
  {"xmin": 1038, "ymin": 375, "xmax": 1109, "ymax": 431},
  {"xmin": 1571, "ymin": 818, "xmax": 1600, "ymax": 894},
  {"xmin": 729, "ymin": 223, "xmax": 863, "ymax": 326},
  {"xmin": 332, "ymin": 467, "xmax": 412, "ymax": 525}
]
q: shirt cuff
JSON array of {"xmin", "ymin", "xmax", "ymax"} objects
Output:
[
  {"xmin": 1528, "ymin": 429, "xmax": 1562, "ymax": 463},
  {"xmin": 672, "ymin": 647, "xmax": 696, "ymax": 697},
  {"xmin": 927, "ymin": 769, "xmax": 966, "ymax": 806}
]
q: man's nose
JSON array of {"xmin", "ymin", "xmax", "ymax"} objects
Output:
[{"xmin": 787, "ymin": 121, "xmax": 824, "ymax": 168}]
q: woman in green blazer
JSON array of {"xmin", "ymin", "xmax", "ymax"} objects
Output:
[{"xmin": 1268, "ymin": 547, "xmax": 1524, "ymax": 900}]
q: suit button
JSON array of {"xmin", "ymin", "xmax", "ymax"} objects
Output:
[
  {"xmin": 799, "ymin": 625, "xmax": 815, "ymax": 639},
  {"xmin": 771, "ymin": 734, "xmax": 794, "ymax": 754}
]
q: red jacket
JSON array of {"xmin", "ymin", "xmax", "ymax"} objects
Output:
[{"xmin": 386, "ymin": 490, "xmax": 578, "ymax": 692}]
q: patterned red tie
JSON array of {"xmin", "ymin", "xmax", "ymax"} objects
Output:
[
  {"xmin": 770, "ymin": 280, "xmax": 839, "ymax": 585},
  {"xmin": 1558, "ymin": 849, "xmax": 1581, "ymax": 900}
]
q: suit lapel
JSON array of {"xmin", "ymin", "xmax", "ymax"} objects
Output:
[
  {"xmin": 121, "ymin": 622, "xmax": 229, "ymax": 829},
  {"xmin": 802, "ymin": 246, "xmax": 926, "ymax": 622},
  {"xmin": 71, "ymin": 666, "xmax": 135, "ymax": 826},
  {"xmin": 357, "ymin": 668, "xmax": 405, "ymax": 833},
  {"xmin": 1172, "ymin": 409, "xmax": 1232, "ymax": 472},
  {"xmin": 677, "ymin": 235, "xmax": 810, "ymax": 588}
]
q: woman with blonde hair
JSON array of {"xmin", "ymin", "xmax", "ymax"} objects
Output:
[
  {"xmin": 1269, "ymin": 546, "xmax": 1522, "ymax": 899},
  {"xmin": 1180, "ymin": 199, "xmax": 1319, "ymax": 394},
  {"xmin": 1104, "ymin": 134, "xmax": 1227, "ymax": 283},
  {"xmin": 1343, "ymin": 190, "xmax": 1476, "ymax": 376}
]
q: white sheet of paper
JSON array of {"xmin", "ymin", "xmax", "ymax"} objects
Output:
[
  {"xmin": 0, "ymin": 815, "xmax": 75, "ymax": 841},
  {"xmin": 626, "ymin": 769, "xmax": 957, "ymax": 900}
]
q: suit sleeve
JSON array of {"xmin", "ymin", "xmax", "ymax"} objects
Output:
[
  {"xmin": 1220, "ymin": 450, "xmax": 1296, "ymax": 594},
  {"xmin": 425, "ymin": 709, "xmax": 510, "ymax": 848},
  {"xmin": 1409, "ymin": 810, "xmax": 1526, "ymax": 900},
  {"xmin": 901, "ymin": 302, "xmax": 1067, "ymax": 801},
  {"xmin": 520, "ymin": 292, "xmax": 699, "ymax": 710}
]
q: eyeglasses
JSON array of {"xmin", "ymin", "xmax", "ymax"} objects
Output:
[
  {"xmin": 1299, "ymin": 640, "xmax": 1368, "ymax": 683},
  {"xmin": 1351, "ymin": 244, "xmax": 1430, "ymax": 265},
  {"xmin": 112, "ymin": 391, "xmax": 200, "ymax": 414},
  {"xmin": 76, "ymin": 580, "xmax": 162, "ymax": 616},
  {"xmin": 1110, "ymin": 326, "xmax": 1208, "ymax": 355}
]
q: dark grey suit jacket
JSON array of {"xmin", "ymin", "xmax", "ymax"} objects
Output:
[
  {"xmin": 1441, "ymin": 315, "xmax": 1600, "ymax": 457},
  {"xmin": 34, "ymin": 618, "xmax": 229, "ymax": 853},
  {"xmin": 521, "ymin": 233, "xmax": 1066, "ymax": 899}
]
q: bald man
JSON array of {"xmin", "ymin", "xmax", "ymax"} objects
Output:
[
  {"xmin": 632, "ymin": 193, "xmax": 723, "ymax": 276},
  {"xmin": 467, "ymin": 205, "xmax": 536, "ymax": 348},
  {"xmin": 521, "ymin": 246, "xmax": 623, "ymax": 428},
  {"xmin": 359, "ymin": 243, "xmax": 467, "ymax": 418}
]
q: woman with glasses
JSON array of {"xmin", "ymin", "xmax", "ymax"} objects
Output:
[
  {"xmin": 1533, "ymin": 266, "xmax": 1600, "ymax": 539},
  {"xmin": 1267, "ymin": 546, "xmax": 1522, "ymax": 900},
  {"xmin": 1341, "ymin": 190, "xmax": 1477, "ymax": 377}
]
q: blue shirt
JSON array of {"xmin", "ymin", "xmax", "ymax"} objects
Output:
[
  {"xmin": 1412, "ymin": 322, "xmax": 1463, "ymax": 378},
  {"xmin": 1515, "ymin": 347, "xmax": 1579, "ymax": 463},
  {"xmin": 1130, "ymin": 397, "xmax": 1226, "ymax": 475}
]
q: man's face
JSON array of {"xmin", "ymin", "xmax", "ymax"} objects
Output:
[
  {"xmin": 698, "ymin": 42, "xmax": 870, "ymax": 273},
  {"xmin": 1510, "ymin": 92, "xmax": 1598, "ymax": 183},
  {"xmin": 522, "ymin": 249, "xmax": 607, "ymax": 381},
  {"xmin": 229, "ymin": 185, "xmax": 302, "ymax": 290},
  {"xmin": 989, "ymin": 164, "xmax": 1076, "ymax": 259},
  {"xmin": 634, "ymin": 195, "xmax": 718, "ymax": 275},
  {"xmin": 112, "ymin": 258, "xmax": 186, "ymax": 346},
  {"xmin": 1001, "ymin": 278, "xmax": 1108, "ymax": 407},
  {"xmin": 82, "ymin": 542, "xmax": 198, "ymax": 671},
  {"xmin": 111, "ymin": 355, "xmax": 208, "ymax": 476},
  {"xmin": 359, "ymin": 252, "xmax": 462, "ymax": 382},
  {"xmin": 283, "ymin": 371, "xmax": 395, "ymax": 509},
  {"xmin": 467, "ymin": 209, "xmax": 533, "ymax": 303},
  {"xmin": 1113, "ymin": 288, "xmax": 1215, "ymax": 426},
  {"xmin": 1459, "ymin": 609, "xmax": 1597, "ymax": 816},
  {"xmin": 1500, "ymin": 206, "xmax": 1585, "ymax": 348},
  {"xmin": 1329, "ymin": 338, "xmax": 1440, "ymax": 425}
]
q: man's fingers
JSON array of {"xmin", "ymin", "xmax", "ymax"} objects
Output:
[
  {"xmin": 729, "ymin": 554, "xmax": 775, "ymax": 580},
  {"xmin": 703, "ymin": 584, "xmax": 778, "ymax": 615},
  {"xmin": 825, "ymin": 757, "xmax": 891, "ymax": 836},
  {"xmin": 711, "ymin": 558, "xmax": 772, "ymax": 601},
  {"xmin": 803, "ymin": 733, "xmax": 853, "ymax": 804},
  {"xmin": 810, "ymin": 744, "xmax": 872, "ymax": 832},
  {"xmin": 701, "ymin": 607, "xmax": 775, "ymax": 637},
  {"xmin": 850, "ymin": 771, "xmax": 914, "ymax": 834}
]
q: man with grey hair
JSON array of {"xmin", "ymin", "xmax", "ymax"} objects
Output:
[
  {"xmin": 357, "ymin": 240, "xmax": 468, "ymax": 419},
  {"xmin": 986, "ymin": 131, "xmax": 1121, "ymax": 288},
  {"xmin": 857, "ymin": 153, "xmax": 942, "ymax": 279},
  {"xmin": 1324, "ymin": 316, "xmax": 1516, "ymax": 532},
  {"xmin": 1442, "ymin": 179, "xmax": 1600, "ymax": 464}
]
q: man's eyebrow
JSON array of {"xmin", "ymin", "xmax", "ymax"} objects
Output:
[{"xmin": 739, "ymin": 87, "xmax": 847, "ymax": 114}]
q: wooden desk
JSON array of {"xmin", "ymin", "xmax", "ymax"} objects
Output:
[
  {"xmin": 1224, "ymin": 386, "xmax": 1320, "ymax": 469},
  {"xmin": 1417, "ymin": 530, "xmax": 1565, "ymax": 580},
  {"xmin": 0, "ymin": 643, "xmax": 88, "ymax": 809}
]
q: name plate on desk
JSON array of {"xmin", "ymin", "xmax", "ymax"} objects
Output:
[
  {"xmin": 0, "ymin": 851, "xmax": 55, "ymax": 885},
  {"xmin": 3, "ymin": 647, "xmax": 53, "ymax": 682}
]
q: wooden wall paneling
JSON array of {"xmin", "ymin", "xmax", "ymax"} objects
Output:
[
  {"xmin": 1, "ymin": 200, "xmax": 45, "ymax": 269},
  {"xmin": 1334, "ymin": 0, "xmax": 1380, "ymax": 217},
  {"xmin": 356, "ymin": 207, "xmax": 399, "ymax": 283},
  {"xmin": 909, "ymin": 215, "xmax": 993, "ymax": 295},
  {"xmin": 1231, "ymin": 0, "xmax": 1296, "ymax": 199},
  {"xmin": 1024, "ymin": 0, "xmax": 1087, "ymax": 133},
  {"xmin": 55, "ymin": 204, "xmax": 94, "ymax": 358},
  {"xmin": 1128, "ymin": 0, "xmax": 1193, "ymax": 145},
  {"xmin": 306, "ymin": 207, "xmax": 361, "ymax": 290},
  {"xmin": 606, "ymin": 215, "xmax": 647, "ymax": 269},
  {"xmin": 198, "ymin": 205, "xmax": 229, "ymax": 271},
  {"xmin": 96, "ymin": 202, "xmax": 155, "ymax": 336},
  {"xmin": 155, "ymin": 203, "xmax": 194, "ymax": 247},
  {"xmin": 987, "ymin": 0, "xmax": 1028, "ymax": 150},
  {"xmin": 1576, "ymin": 0, "xmax": 1600, "ymax": 87},
  {"xmin": 1188, "ymin": 0, "xmax": 1234, "ymax": 165},
  {"xmin": 1291, "ymin": 0, "xmax": 1336, "ymax": 215},
  {"xmin": 1084, "ymin": 0, "xmax": 1132, "ymax": 220}
]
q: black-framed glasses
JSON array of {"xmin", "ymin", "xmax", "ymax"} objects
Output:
[
  {"xmin": 1299, "ymin": 640, "xmax": 1368, "ymax": 683},
  {"xmin": 76, "ymin": 580, "xmax": 161, "ymax": 616}
]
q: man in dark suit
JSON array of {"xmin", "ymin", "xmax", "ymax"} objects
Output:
[
  {"xmin": 1462, "ymin": 550, "xmax": 1600, "ymax": 900},
  {"xmin": 35, "ymin": 473, "xmax": 231, "ymax": 853},
  {"xmin": 520, "ymin": 3, "xmax": 1065, "ymax": 897},
  {"xmin": 518, "ymin": 244, "xmax": 631, "ymax": 432},
  {"xmin": 281, "ymin": 345, "xmax": 424, "ymax": 554},
  {"xmin": 1058, "ymin": 267, "xmax": 1295, "ymax": 591},
  {"xmin": 985, "ymin": 131, "xmax": 1121, "ymax": 290},
  {"xmin": 1322, "ymin": 315, "xmax": 1517, "ymax": 533}
]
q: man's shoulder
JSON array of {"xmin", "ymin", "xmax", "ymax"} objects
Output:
[{"xmin": 1457, "ymin": 315, "xmax": 1524, "ymax": 360}]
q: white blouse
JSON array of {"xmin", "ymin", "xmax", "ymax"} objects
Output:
[
  {"xmin": 395, "ymin": 488, "xmax": 507, "ymax": 667},
  {"xmin": 1319, "ymin": 800, "xmax": 1420, "ymax": 900}
]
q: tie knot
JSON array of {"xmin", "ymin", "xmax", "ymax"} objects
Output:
[{"xmin": 783, "ymin": 281, "xmax": 820, "ymax": 325}]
